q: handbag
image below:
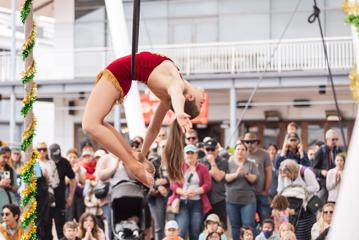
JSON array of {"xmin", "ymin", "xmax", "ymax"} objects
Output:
[
  {"xmin": 94, "ymin": 181, "xmax": 110, "ymax": 199},
  {"xmin": 306, "ymin": 195, "xmax": 323, "ymax": 215}
]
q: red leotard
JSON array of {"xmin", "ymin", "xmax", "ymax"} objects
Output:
[{"xmin": 96, "ymin": 51, "xmax": 172, "ymax": 102}]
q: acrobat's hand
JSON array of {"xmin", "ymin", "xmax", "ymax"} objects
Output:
[
  {"xmin": 127, "ymin": 161, "xmax": 154, "ymax": 188},
  {"xmin": 176, "ymin": 112, "xmax": 192, "ymax": 133}
]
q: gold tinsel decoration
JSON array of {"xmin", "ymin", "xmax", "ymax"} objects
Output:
[
  {"xmin": 349, "ymin": 66, "xmax": 359, "ymax": 103},
  {"xmin": 21, "ymin": 60, "xmax": 36, "ymax": 83},
  {"xmin": 22, "ymin": 117, "xmax": 37, "ymax": 141},
  {"xmin": 342, "ymin": 0, "xmax": 359, "ymax": 15}
]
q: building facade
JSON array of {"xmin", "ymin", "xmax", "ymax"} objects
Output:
[{"xmin": 0, "ymin": 0, "xmax": 355, "ymax": 150}]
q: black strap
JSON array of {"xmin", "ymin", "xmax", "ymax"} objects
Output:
[
  {"xmin": 307, "ymin": 0, "xmax": 347, "ymax": 150},
  {"xmin": 5, "ymin": 189, "xmax": 12, "ymax": 204},
  {"xmin": 131, "ymin": 0, "xmax": 141, "ymax": 80}
]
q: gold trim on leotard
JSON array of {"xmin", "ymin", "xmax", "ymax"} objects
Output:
[{"xmin": 96, "ymin": 69, "xmax": 125, "ymax": 104}]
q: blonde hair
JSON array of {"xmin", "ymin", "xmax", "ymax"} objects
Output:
[
  {"xmin": 317, "ymin": 203, "xmax": 335, "ymax": 231},
  {"xmin": 280, "ymin": 230, "xmax": 297, "ymax": 240},
  {"xmin": 280, "ymin": 159, "xmax": 300, "ymax": 178},
  {"xmin": 279, "ymin": 222, "xmax": 295, "ymax": 235}
]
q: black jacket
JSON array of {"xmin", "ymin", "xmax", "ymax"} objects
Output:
[{"xmin": 312, "ymin": 144, "xmax": 342, "ymax": 179}]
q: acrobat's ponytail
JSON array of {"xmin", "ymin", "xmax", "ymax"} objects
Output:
[
  {"xmin": 163, "ymin": 99, "xmax": 201, "ymax": 182},
  {"xmin": 162, "ymin": 120, "xmax": 185, "ymax": 183}
]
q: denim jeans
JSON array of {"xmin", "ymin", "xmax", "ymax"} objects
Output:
[
  {"xmin": 176, "ymin": 199, "xmax": 203, "ymax": 240},
  {"xmin": 256, "ymin": 194, "xmax": 271, "ymax": 222},
  {"xmin": 102, "ymin": 203, "xmax": 112, "ymax": 240},
  {"xmin": 148, "ymin": 196, "xmax": 167, "ymax": 240},
  {"xmin": 226, "ymin": 201, "xmax": 256, "ymax": 240}
]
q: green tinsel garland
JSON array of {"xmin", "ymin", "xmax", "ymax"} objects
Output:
[
  {"xmin": 21, "ymin": 97, "xmax": 37, "ymax": 117},
  {"xmin": 22, "ymin": 40, "xmax": 35, "ymax": 61},
  {"xmin": 22, "ymin": 72, "xmax": 35, "ymax": 84},
  {"xmin": 21, "ymin": 133, "xmax": 35, "ymax": 152},
  {"xmin": 21, "ymin": 212, "xmax": 36, "ymax": 229},
  {"xmin": 20, "ymin": 0, "xmax": 33, "ymax": 24},
  {"xmin": 346, "ymin": 14, "xmax": 359, "ymax": 34},
  {"xmin": 21, "ymin": 191, "xmax": 36, "ymax": 208}
]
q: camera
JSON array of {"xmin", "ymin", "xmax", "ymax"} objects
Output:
[{"xmin": 3, "ymin": 171, "xmax": 10, "ymax": 180}]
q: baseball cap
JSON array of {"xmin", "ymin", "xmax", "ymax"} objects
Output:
[
  {"xmin": 204, "ymin": 138, "xmax": 218, "ymax": 149},
  {"xmin": 49, "ymin": 143, "xmax": 62, "ymax": 161},
  {"xmin": 287, "ymin": 132, "xmax": 300, "ymax": 141},
  {"xmin": 205, "ymin": 214, "xmax": 220, "ymax": 224},
  {"xmin": 94, "ymin": 149, "xmax": 106, "ymax": 158},
  {"xmin": 82, "ymin": 149, "xmax": 94, "ymax": 157},
  {"xmin": 184, "ymin": 144, "xmax": 197, "ymax": 153},
  {"xmin": 165, "ymin": 220, "xmax": 179, "ymax": 230}
]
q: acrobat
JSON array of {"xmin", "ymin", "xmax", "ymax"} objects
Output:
[{"xmin": 82, "ymin": 51, "xmax": 205, "ymax": 186}]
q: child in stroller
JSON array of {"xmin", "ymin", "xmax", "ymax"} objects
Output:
[{"xmin": 95, "ymin": 152, "xmax": 154, "ymax": 240}]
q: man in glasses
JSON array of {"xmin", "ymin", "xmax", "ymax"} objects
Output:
[
  {"xmin": 185, "ymin": 129, "xmax": 199, "ymax": 146},
  {"xmin": 0, "ymin": 204, "xmax": 23, "ymax": 239},
  {"xmin": 200, "ymin": 138, "xmax": 228, "ymax": 230},
  {"xmin": 313, "ymin": 129, "xmax": 342, "ymax": 202},
  {"xmin": 241, "ymin": 132, "xmax": 272, "ymax": 224},
  {"xmin": 275, "ymin": 132, "xmax": 310, "ymax": 170}
]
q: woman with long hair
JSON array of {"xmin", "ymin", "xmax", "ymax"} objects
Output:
[
  {"xmin": 78, "ymin": 212, "xmax": 106, "ymax": 240},
  {"xmin": 225, "ymin": 143, "xmax": 258, "ymax": 240},
  {"xmin": 311, "ymin": 203, "xmax": 335, "ymax": 240},
  {"xmin": 82, "ymin": 52, "xmax": 204, "ymax": 186},
  {"xmin": 326, "ymin": 153, "xmax": 345, "ymax": 203},
  {"xmin": 168, "ymin": 144, "xmax": 212, "ymax": 240}
]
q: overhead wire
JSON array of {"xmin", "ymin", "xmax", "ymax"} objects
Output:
[
  {"xmin": 226, "ymin": 0, "xmax": 304, "ymax": 146},
  {"xmin": 307, "ymin": 0, "xmax": 348, "ymax": 150}
]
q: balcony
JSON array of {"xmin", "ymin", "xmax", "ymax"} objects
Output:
[{"xmin": 0, "ymin": 36, "xmax": 354, "ymax": 83}]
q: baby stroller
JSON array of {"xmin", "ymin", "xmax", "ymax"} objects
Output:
[
  {"xmin": 110, "ymin": 179, "xmax": 149, "ymax": 240},
  {"xmin": 278, "ymin": 184, "xmax": 317, "ymax": 240}
]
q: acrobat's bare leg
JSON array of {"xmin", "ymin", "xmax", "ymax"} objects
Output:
[{"xmin": 82, "ymin": 77, "xmax": 153, "ymax": 187}]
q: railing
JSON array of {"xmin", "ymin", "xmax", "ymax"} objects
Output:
[{"xmin": 0, "ymin": 37, "xmax": 354, "ymax": 82}]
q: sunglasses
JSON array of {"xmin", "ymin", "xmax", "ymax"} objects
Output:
[
  {"xmin": 186, "ymin": 137, "xmax": 197, "ymax": 141},
  {"xmin": 331, "ymin": 138, "xmax": 338, "ymax": 141},
  {"xmin": 289, "ymin": 139, "xmax": 298, "ymax": 142},
  {"xmin": 185, "ymin": 151, "xmax": 196, "ymax": 155},
  {"xmin": 243, "ymin": 140, "xmax": 257, "ymax": 144},
  {"xmin": 1, "ymin": 212, "xmax": 10, "ymax": 217},
  {"xmin": 205, "ymin": 148, "xmax": 216, "ymax": 152},
  {"xmin": 323, "ymin": 211, "xmax": 334, "ymax": 214},
  {"xmin": 37, "ymin": 148, "xmax": 47, "ymax": 152}
]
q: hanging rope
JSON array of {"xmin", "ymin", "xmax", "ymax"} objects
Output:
[
  {"xmin": 226, "ymin": 0, "xmax": 303, "ymax": 147},
  {"xmin": 131, "ymin": 0, "xmax": 141, "ymax": 80},
  {"xmin": 307, "ymin": 0, "xmax": 348, "ymax": 150}
]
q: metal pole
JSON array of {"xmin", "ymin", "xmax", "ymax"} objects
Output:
[
  {"xmin": 9, "ymin": 89, "xmax": 16, "ymax": 146},
  {"xmin": 114, "ymin": 104, "xmax": 121, "ymax": 132},
  {"xmin": 229, "ymin": 80, "xmax": 237, "ymax": 147},
  {"xmin": 10, "ymin": 0, "xmax": 17, "ymax": 146}
]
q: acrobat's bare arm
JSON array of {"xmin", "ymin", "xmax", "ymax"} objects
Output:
[{"xmin": 142, "ymin": 100, "xmax": 170, "ymax": 156}]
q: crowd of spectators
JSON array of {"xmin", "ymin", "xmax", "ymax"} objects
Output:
[{"xmin": 0, "ymin": 122, "xmax": 345, "ymax": 240}]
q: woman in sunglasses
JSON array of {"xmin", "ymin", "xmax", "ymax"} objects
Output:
[
  {"xmin": 224, "ymin": 143, "xmax": 258, "ymax": 240},
  {"xmin": 311, "ymin": 203, "xmax": 335, "ymax": 240},
  {"xmin": 168, "ymin": 144, "xmax": 212, "ymax": 240}
]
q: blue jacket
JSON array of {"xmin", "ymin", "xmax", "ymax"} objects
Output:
[{"xmin": 275, "ymin": 150, "xmax": 311, "ymax": 170}]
